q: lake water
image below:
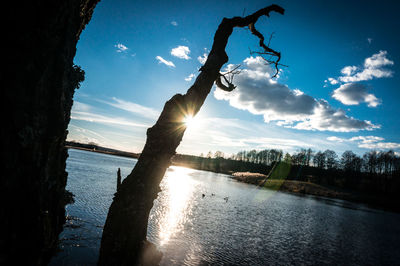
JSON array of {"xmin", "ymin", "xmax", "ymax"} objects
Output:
[{"xmin": 50, "ymin": 149, "xmax": 400, "ymax": 265}]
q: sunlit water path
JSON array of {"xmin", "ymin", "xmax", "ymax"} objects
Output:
[{"xmin": 50, "ymin": 149, "xmax": 400, "ymax": 265}]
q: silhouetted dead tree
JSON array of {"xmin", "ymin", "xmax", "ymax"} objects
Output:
[{"xmin": 98, "ymin": 4, "xmax": 284, "ymax": 265}]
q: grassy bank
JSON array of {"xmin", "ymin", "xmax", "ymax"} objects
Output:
[
  {"xmin": 231, "ymin": 171, "xmax": 398, "ymax": 212},
  {"xmin": 232, "ymin": 171, "xmax": 349, "ymax": 197}
]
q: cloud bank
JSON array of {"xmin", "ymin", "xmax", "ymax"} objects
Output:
[
  {"xmin": 327, "ymin": 51, "xmax": 393, "ymax": 107},
  {"xmin": 339, "ymin": 50, "xmax": 393, "ymax": 83},
  {"xmin": 98, "ymin": 97, "xmax": 160, "ymax": 119},
  {"xmin": 327, "ymin": 135, "xmax": 400, "ymax": 150},
  {"xmin": 332, "ymin": 83, "xmax": 380, "ymax": 107},
  {"xmin": 214, "ymin": 56, "xmax": 379, "ymax": 132}
]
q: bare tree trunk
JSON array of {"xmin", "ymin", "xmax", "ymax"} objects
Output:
[{"xmin": 98, "ymin": 5, "xmax": 284, "ymax": 265}]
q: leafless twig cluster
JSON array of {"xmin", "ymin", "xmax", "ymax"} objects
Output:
[
  {"xmin": 216, "ymin": 6, "xmax": 286, "ymax": 93},
  {"xmin": 248, "ymin": 25, "xmax": 287, "ymax": 78},
  {"xmin": 216, "ymin": 64, "xmax": 241, "ymax": 92}
]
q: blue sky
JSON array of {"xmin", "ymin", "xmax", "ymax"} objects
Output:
[{"xmin": 68, "ymin": 0, "xmax": 400, "ymax": 157}]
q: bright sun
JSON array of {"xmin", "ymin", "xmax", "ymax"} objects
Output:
[
  {"xmin": 183, "ymin": 115, "xmax": 196, "ymax": 128},
  {"xmin": 183, "ymin": 113, "xmax": 204, "ymax": 131}
]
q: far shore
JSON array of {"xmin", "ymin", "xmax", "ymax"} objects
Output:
[
  {"xmin": 66, "ymin": 144, "xmax": 140, "ymax": 159},
  {"xmin": 231, "ymin": 172, "xmax": 397, "ymax": 212},
  {"xmin": 232, "ymin": 172, "xmax": 357, "ymax": 200},
  {"xmin": 66, "ymin": 145, "xmax": 399, "ymax": 213}
]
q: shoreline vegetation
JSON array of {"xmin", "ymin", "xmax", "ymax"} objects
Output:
[
  {"xmin": 231, "ymin": 172, "xmax": 380, "ymax": 208},
  {"xmin": 66, "ymin": 141, "xmax": 400, "ymax": 212},
  {"xmin": 66, "ymin": 141, "xmax": 140, "ymax": 159}
]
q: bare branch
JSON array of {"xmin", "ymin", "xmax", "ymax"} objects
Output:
[
  {"xmin": 227, "ymin": 5, "xmax": 285, "ymax": 27},
  {"xmin": 216, "ymin": 75, "xmax": 236, "ymax": 92},
  {"xmin": 250, "ymin": 50, "xmax": 288, "ymax": 67},
  {"xmin": 248, "ymin": 22, "xmax": 282, "ymax": 77},
  {"xmin": 267, "ymin": 32, "xmax": 274, "ymax": 47},
  {"xmin": 210, "ymin": 4, "xmax": 284, "ymax": 86},
  {"xmin": 248, "ymin": 32, "xmax": 288, "ymax": 77},
  {"xmin": 221, "ymin": 64, "xmax": 241, "ymax": 78},
  {"xmin": 216, "ymin": 64, "xmax": 241, "ymax": 91}
]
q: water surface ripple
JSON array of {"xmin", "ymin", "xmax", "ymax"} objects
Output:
[{"xmin": 50, "ymin": 149, "xmax": 400, "ymax": 265}]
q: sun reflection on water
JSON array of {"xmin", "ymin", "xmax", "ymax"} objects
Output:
[{"xmin": 158, "ymin": 166, "xmax": 196, "ymax": 246}]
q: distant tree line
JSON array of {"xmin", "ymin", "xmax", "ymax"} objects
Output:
[
  {"xmin": 66, "ymin": 141, "xmax": 140, "ymax": 159},
  {"xmin": 201, "ymin": 148, "xmax": 400, "ymax": 177},
  {"xmin": 175, "ymin": 148, "xmax": 400, "ymax": 204},
  {"xmin": 287, "ymin": 149, "xmax": 400, "ymax": 177}
]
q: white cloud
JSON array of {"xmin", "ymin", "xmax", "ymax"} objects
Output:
[
  {"xmin": 214, "ymin": 56, "xmax": 378, "ymax": 132},
  {"xmin": 98, "ymin": 97, "xmax": 160, "ymax": 120},
  {"xmin": 241, "ymin": 137, "xmax": 314, "ymax": 150},
  {"xmin": 72, "ymin": 101, "xmax": 91, "ymax": 112},
  {"xmin": 178, "ymin": 114, "xmax": 322, "ymax": 155},
  {"xmin": 364, "ymin": 51, "xmax": 393, "ymax": 68},
  {"xmin": 68, "ymin": 124, "xmax": 108, "ymax": 143},
  {"xmin": 327, "ymin": 51, "xmax": 393, "ymax": 108},
  {"xmin": 202, "ymin": 117, "xmax": 251, "ymax": 131},
  {"xmin": 332, "ymin": 83, "xmax": 380, "ymax": 107},
  {"xmin": 155, "ymin": 56, "xmax": 175, "ymax": 68},
  {"xmin": 292, "ymin": 100, "xmax": 379, "ymax": 132},
  {"xmin": 337, "ymin": 51, "xmax": 394, "ymax": 83},
  {"xmin": 171, "ymin": 21, "xmax": 178, "ymax": 26},
  {"xmin": 349, "ymin": 136, "xmax": 384, "ymax": 143},
  {"xmin": 202, "ymin": 133, "xmax": 314, "ymax": 151},
  {"xmin": 327, "ymin": 135, "xmax": 400, "ymax": 150},
  {"xmin": 326, "ymin": 136, "xmax": 345, "ymax": 142},
  {"xmin": 184, "ymin": 73, "xmax": 195, "ymax": 81},
  {"xmin": 67, "ymin": 124, "xmax": 145, "ymax": 153},
  {"xmin": 341, "ymin": 66, "xmax": 358, "ymax": 76},
  {"xmin": 327, "ymin": 78, "xmax": 338, "ymax": 85},
  {"xmin": 367, "ymin": 38, "xmax": 373, "ymax": 44},
  {"xmin": 70, "ymin": 101, "xmax": 151, "ymax": 128},
  {"xmin": 197, "ymin": 53, "xmax": 208, "ymax": 65},
  {"xmin": 357, "ymin": 141, "xmax": 400, "ymax": 150},
  {"xmin": 293, "ymin": 89, "xmax": 304, "ymax": 96},
  {"xmin": 68, "ymin": 100, "xmax": 161, "ymax": 153},
  {"xmin": 71, "ymin": 111, "xmax": 150, "ymax": 128},
  {"xmin": 171, "ymin": 45, "xmax": 191, "ymax": 60},
  {"xmin": 115, "ymin": 43, "xmax": 128, "ymax": 53}
]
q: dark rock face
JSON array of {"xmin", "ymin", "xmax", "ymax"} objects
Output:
[{"xmin": 0, "ymin": 0, "xmax": 98, "ymax": 264}]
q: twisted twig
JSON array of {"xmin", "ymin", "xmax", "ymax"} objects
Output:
[{"xmin": 216, "ymin": 65, "xmax": 241, "ymax": 92}]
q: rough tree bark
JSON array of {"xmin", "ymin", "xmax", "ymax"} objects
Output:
[
  {"xmin": 98, "ymin": 4, "xmax": 284, "ymax": 265},
  {"xmin": 1, "ymin": 1, "xmax": 98, "ymax": 265}
]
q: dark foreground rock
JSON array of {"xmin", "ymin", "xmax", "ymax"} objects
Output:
[{"xmin": 1, "ymin": 1, "xmax": 98, "ymax": 264}]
